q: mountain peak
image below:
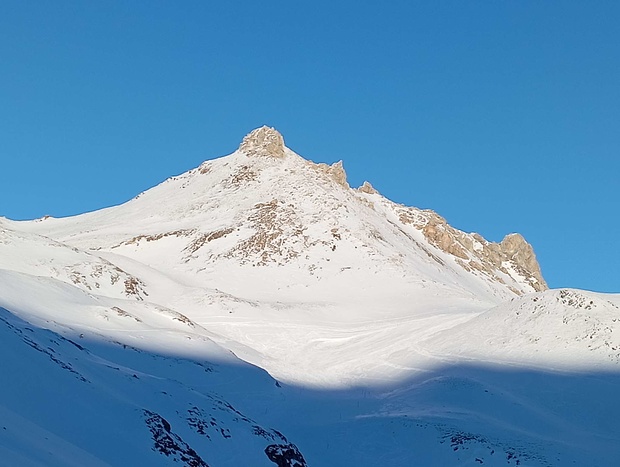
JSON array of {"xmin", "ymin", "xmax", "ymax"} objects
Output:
[
  {"xmin": 239, "ymin": 126, "xmax": 286, "ymax": 159},
  {"xmin": 15, "ymin": 127, "xmax": 548, "ymax": 299}
]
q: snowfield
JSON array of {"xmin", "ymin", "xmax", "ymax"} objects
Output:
[{"xmin": 1, "ymin": 127, "xmax": 618, "ymax": 466}]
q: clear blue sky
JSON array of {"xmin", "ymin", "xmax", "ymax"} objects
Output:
[{"xmin": 1, "ymin": 1, "xmax": 618, "ymax": 293}]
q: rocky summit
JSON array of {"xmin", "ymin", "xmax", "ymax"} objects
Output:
[{"xmin": 238, "ymin": 126, "xmax": 286, "ymax": 158}]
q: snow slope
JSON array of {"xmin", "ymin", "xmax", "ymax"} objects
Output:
[
  {"xmin": 427, "ymin": 288, "xmax": 620, "ymax": 369},
  {"xmin": 1, "ymin": 126, "xmax": 619, "ymax": 466},
  {"xmin": 0, "ymin": 313, "xmax": 312, "ymax": 466}
]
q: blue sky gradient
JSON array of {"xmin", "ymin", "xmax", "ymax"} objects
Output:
[{"xmin": 1, "ymin": 1, "xmax": 618, "ymax": 292}]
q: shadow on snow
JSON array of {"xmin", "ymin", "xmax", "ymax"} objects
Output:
[{"xmin": 1, "ymin": 306, "xmax": 619, "ymax": 466}]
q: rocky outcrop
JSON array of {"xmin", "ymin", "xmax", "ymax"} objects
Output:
[
  {"xmin": 239, "ymin": 126, "xmax": 286, "ymax": 159},
  {"xmin": 499, "ymin": 233, "xmax": 547, "ymax": 290},
  {"xmin": 226, "ymin": 199, "xmax": 306, "ymax": 266},
  {"xmin": 143, "ymin": 410, "xmax": 209, "ymax": 467},
  {"xmin": 500, "ymin": 233, "xmax": 542, "ymax": 276},
  {"xmin": 397, "ymin": 207, "xmax": 547, "ymax": 293},
  {"xmin": 312, "ymin": 160, "xmax": 349, "ymax": 188},
  {"xmin": 358, "ymin": 181, "xmax": 378, "ymax": 195},
  {"xmin": 419, "ymin": 212, "xmax": 470, "ymax": 260},
  {"xmin": 265, "ymin": 444, "xmax": 307, "ymax": 467}
]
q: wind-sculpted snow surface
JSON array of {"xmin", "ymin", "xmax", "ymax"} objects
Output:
[{"xmin": 1, "ymin": 127, "xmax": 619, "ymax": 465}]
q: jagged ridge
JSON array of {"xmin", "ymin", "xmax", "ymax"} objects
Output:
[{"xmin": 12, "ymin": 126, "xmax": 546, "ymax": 302}]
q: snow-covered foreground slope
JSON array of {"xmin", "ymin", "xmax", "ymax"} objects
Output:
[
  {"xmin": 1, "ymin": 127, "xmax": 619, "ymax": 465},
  {"xmin": 2, "ymin": 274, "xmax": 619, "ymax": 466},
  {"xmin": 2, "ymin": 270, "xmax": 619, "ymax": 466},
  {"xmin": 0, "ymin": 300, "xmax": 305, "ymax": 466}
]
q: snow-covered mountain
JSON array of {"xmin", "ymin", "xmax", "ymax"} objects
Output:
[{"xmin": 1, "ymin": 127, "xmax": 618, "ymax": 466}]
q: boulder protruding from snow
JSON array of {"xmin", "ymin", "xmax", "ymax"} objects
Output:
[{"xmin": 239, "ymin": 126, "xmax": 286, "ymax": 159}]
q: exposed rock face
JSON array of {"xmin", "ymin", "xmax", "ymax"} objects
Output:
[
  {"xmin": 239, "ymin": 126, "xmax": 286, "ymax": 159},
  {"xmin": 312, "ymin": 160, "xmax": 349, "ymax": 188},
  {"xmin": 499, "ymin": 233, "xmax": 547, "ymax": 290},
  {"xmin": 225, "ymin": 199, "xmax": 306, "ymax": 266},
  {"xmin": 264, "ymin": 444, "xmax": 307, "ymax": 467},
  {"xmin": 358, "ymin": 181, "xmax": 378, "ymax": 195},
  {"xmin": 396, "ymin": 207, "xmax": 548, "ymax": 293},
  {"xmin": 420, "ymin": 212, "xmax": 469, "ymax": 260},
  {"xmin": 143, "ymin": 410, "xmax": 209, "ymax": 467}
]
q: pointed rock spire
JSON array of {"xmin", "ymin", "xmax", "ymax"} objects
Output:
[{"xmin": 358, "ymin": 181, "xmax": 379, "ymax": 195}]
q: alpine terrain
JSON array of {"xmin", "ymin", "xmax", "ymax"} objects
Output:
[{"xmin": 1, "ymin": 126, "xmax": 618, "ymax": 466}]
